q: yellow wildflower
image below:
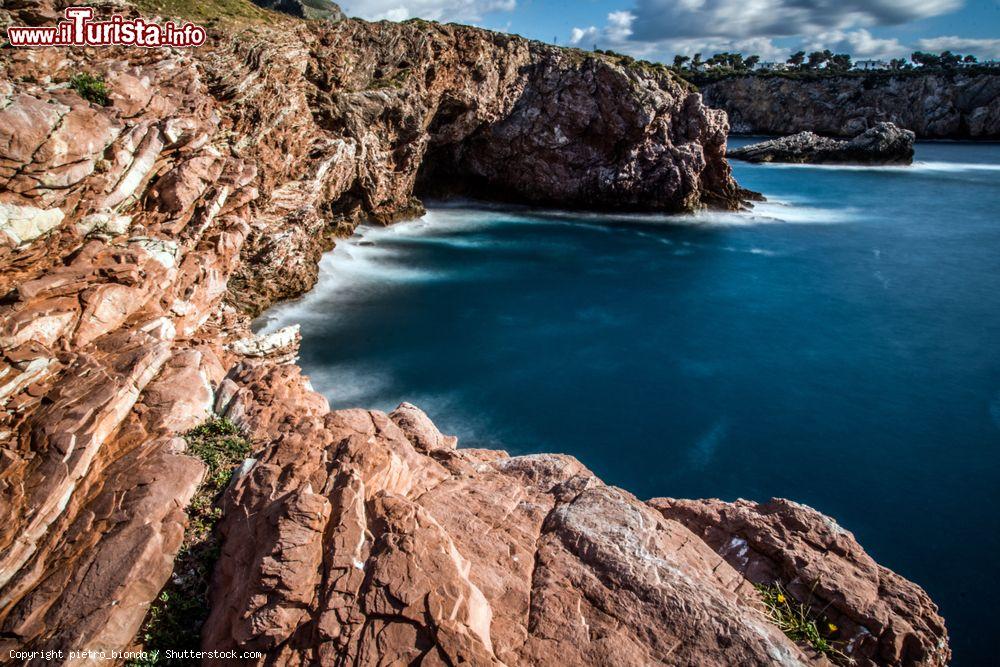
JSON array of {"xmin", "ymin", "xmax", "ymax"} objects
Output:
[
  {"xmin": 828, "ymin": 623, "xmax": 838, "ymax": 632},
  {"xmin": 776, "ymin": 594, "xmax": 786, "ymax": 603}
]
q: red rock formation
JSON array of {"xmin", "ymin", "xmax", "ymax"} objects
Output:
[
  {"xmin": 0, "ymin": 3, "xmax": 947, "ymax": 665},
  {"xmin": 204, "ymin": 364, "xmax": 811, "ymax": 666},
  {"xmin": 649, "ymin": 498, "xmax": 950, "ymax": 667}
]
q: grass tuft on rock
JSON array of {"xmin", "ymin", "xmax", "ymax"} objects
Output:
[
  {"xmin": 69, "ymin": 73, "xmax": 110, "ymax": 106},
  {"xmin": 129, "ymin": 417, "xmax": 252, "ymax": 666},
  {"xmin": 756, "ymin": 582, "xmax": 853, "ymax": 664}
]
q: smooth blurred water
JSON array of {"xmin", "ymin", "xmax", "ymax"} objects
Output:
[{"xmin": 259, "ymin": 141, "xmax": 1000, "ymax": 663}]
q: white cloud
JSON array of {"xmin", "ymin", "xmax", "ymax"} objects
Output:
[
  {"xmin": 570, "ymin": 11, "xmax": 785, "ymax": 61},
  {"xmin": 569, "ymin": 26, "xmax": 599, "ymax": 45},
  {"xmin": 570, "ymin": 11, "xmax": 639, "ymax": 48},
  {"xmin": 916, "ymin": 36, "xmax": 1000, "ymax": 59},
  {"xmin": 606, "ymin": 10, "xmax": 636, "ymax": 42},
  {"xmin": 340, "ymin": 0, "xmax": 516, "ymax": 22},
  {"xmin": 807, "ymin": 29, "xmax": 907, "ymax": 58},
  {"xmin": 571, "ymin": 0, "xmax": 965, "ymax": 62},
  {"xmin": 627, "ymin": 0, "xmax": 962, "ymax": 42}
]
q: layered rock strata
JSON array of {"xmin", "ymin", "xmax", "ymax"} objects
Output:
[
  {"xmin": 702, "ymin": 72, "xmax": 1000, "ymax": 138},
  {"xmin": 0, "ymin": 3, "xmax": 948, "ymax": 665},
  {"xmin": 728, "ymin": 123, "xmax": 915, "ymax": 165}
]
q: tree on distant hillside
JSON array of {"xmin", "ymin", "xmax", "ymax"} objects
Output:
[
  {"xmin": 911, "ymin": 51, "xmax": 941, "ymax": 68},
  {"xmin": 673, "ymin": 55, "xmax": 690, "ymax": 69},
  {"xmin": 706, "ymin": 52, "xmax": 748, "ymax": 70},
  {"xmin": 912, "ymin": 50, "xmax": 973, "ymax": 69},
  {"xmin": 828, "ymin": 53, "xmax": 852, "ymax": 72},
  {"xmin": 692, "ymin": 52, "xmax": 703, "ymax": 70},
  {"xmin": 940, "ymin": 50, "xmax": 963, "ymax": 67},
  {"xmin": 787, "ymin": 51, "xmax": 806, "ymax": 69},
  {"xmin": 745, "ymin": 55, "xmax": 760, "ymax": 70},
  {"xmin": 806, "ymin": 50, "xmax": 829, "ymax": 69},
  {"xmin": 889, "ymin": 57, "xmax": 908, "ymax": 70},
  {"xmin": 963, "ymin": 54, "xmax": 978, "ymax": 64}
]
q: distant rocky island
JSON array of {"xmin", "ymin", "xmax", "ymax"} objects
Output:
[{"xmin": 0, "ymin": 1, "xmax": 950, "ymax": 665}]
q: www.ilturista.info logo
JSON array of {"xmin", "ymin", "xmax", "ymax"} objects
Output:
[{"xmin": 7, "ymin": 6, "xmax": 207, "ymax": 48}]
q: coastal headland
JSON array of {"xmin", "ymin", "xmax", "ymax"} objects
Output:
[{"xmin": 0, "ymin": 1, "xmax": 949, "ymax": 664}]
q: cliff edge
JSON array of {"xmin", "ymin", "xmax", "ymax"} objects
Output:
[{"xmin": 0, "ymin": 3, "xmax": 948, "ymax": 666}]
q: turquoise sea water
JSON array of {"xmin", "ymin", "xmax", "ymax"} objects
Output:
[{"xmin": 259, "ymin": 141, "xmax": 1000, "ymax": 663}]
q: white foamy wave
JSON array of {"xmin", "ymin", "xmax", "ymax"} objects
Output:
[
  {"xmin": 524, "ymin": 199, "xmax": 850, "ymax": 227},
  {"xmin": 747, "ymin": 201, "xmax": 852, "ymax": 225},
  {"xmin": 373, "ymin": 208, "xmax": 531, "ymax": 237},
  {"xmin": 304, "ymin": 364, "xmax": 395, "ymax": 408},
  {"xmin": 256, "ymin": 227, "xmax": 444, "ymax": 334},
  {"xmin": 749, "ymin": 160, "xmax": 1000, "ymax": 174},
  {"xmin": 671, "ymin": 199, "xmax": 851, "ymax": 227},
  {"xmin": 424, "ymin": 196, "xmax": 849, "ymax": 230},
  {"xmin": 912, "ymin": 161, "xmax": 1000, "ymax": 173}
]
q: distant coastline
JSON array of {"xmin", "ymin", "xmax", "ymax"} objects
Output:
[{"xmin": 699, "ymin": 71, "xmax": 1000, "ymax": 139}]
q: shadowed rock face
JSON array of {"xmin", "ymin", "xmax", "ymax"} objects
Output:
[
  {"xmin": 0, "ymin": 4, "xmax": 948, "ymax": 666},
  {"xmin": 702, "ymin": 73, "xmax": 1000, "ymax": 138},
  {"xmin": 302, "ymin": 20, "xmax": 744, "ymax": 215},
  {"xmin": 728, "ymin": 123, "xmax": 915, "ymax": 165}
]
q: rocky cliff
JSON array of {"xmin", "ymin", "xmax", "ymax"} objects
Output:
[
  {"xmin": 0, "ymin": 3, "xmax": 948, "ymax": 666},
  {"xmin": 702, "ymin": 72, "xmax": 1000, "ymax": 138}
]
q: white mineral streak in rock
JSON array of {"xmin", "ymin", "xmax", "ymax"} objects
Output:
[
  {"xmin": 227, "ymin": 324, "xmax": 301, "ymax": 358},
  {"xmin": 0, "ymin": 203, "xmax": 64, "ymax": 246}
]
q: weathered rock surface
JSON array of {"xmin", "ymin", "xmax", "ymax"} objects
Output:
[
  {"xmin": 702, "ymin": 72, "xmax": 1000, "ymax": 138},
  {"xmin": 728, "ymin": 123, "xmax": 915, "ymax": 165},
  {"xmin": 0, "ymin": 2, "xmax": 948, "ymax": 664},
  {"xmin": 650, "ymin": 498, "xmax": 950, "ymax": 667},
  {"xmin": 204, "ymin": 363, "xmax": 811, "ymax": 666}
]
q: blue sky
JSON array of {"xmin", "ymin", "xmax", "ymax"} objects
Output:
[{"xmin": 339, "ymin": 0, "xmax": 1000, "ymax": 62}]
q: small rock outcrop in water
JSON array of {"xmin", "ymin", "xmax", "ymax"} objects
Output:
[
  {"xmin": 728, "ymin": 123, "xmax": 916, "ymax": 165},
  {"xmin": 0, "ymin": 1, "xmax": 947, "ymax": 665}
]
